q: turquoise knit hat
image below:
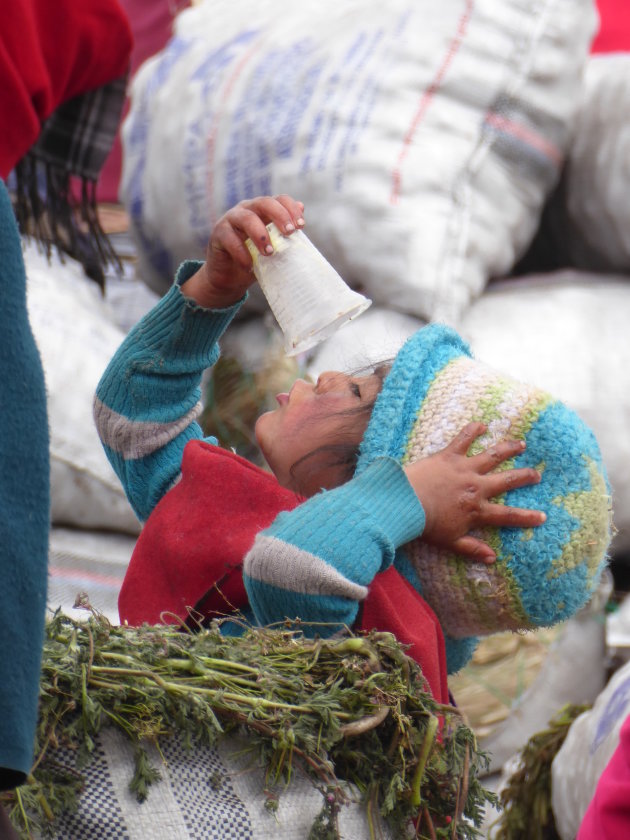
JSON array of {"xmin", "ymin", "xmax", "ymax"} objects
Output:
[{"xmin": 356, "ymin": 324, "xmax": 612, "ymax": 673}]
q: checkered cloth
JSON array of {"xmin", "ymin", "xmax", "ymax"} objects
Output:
[
  {"xmin": 12, "ymin": 76, "xmax": 127, "ymax": 287},
  {"xmin": 27, "ymin": 76, "xmax": 127, "ymax": 181},
  {"xmin": 35, "ymin": 728, "xmax": 391, "ymax": 840}
]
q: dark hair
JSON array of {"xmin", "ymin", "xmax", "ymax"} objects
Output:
[{"xmin": 288, "ymin": 362, "xmax": 391, "ymax": 491}]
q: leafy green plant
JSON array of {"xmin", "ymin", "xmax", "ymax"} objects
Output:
[
  {"xmin": 2, "ymin": 611, "xmax": 497, "ymax": 839},
  {"xmin": 493, "ymin": 704, "xmax": 590, "ymax": 840}
]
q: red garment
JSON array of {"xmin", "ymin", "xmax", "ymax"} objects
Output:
[
  {"xmin": 592, "ymin": 0, "xmax": 630, "ymax": 53},
  {"xmin": 578, "ymin": 715, "xmax": 630, "ymax": 839},
  {"xmin": 121, "ymin": 440, "xmax": 449, "ymax": 704},
  {"xmin": 0, "ymin": 0, "xmax": 133, "ymax": 178}
]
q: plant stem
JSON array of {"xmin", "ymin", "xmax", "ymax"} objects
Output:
[
  {"xmin": 89, "ymin": 666, "xmax": 342, "ymax": 716},
  {"xmin": 410, "ymin": 715, "xmax": 439, "ymax": 808}
]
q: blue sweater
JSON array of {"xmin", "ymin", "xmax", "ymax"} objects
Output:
[
  {"xmin": 94, "ymin": 261, "xmax": 425, "ymax": 636},
  {"xmin": 0, "ymin": 181, "xmax": 50, "ymax": 790}
]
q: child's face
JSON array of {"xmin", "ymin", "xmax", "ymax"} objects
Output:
[{"xmin": 255, "ymin": 370, "xmax": 383, "ymax": 496}]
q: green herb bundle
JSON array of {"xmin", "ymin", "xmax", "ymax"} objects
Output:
[
  {"xmin": 493, "ymin": 704, "xmax": 590, "ymax": 840},
  {"xmin": 2, "ymin": 612, "xmax": 496, "ymax": 839}
]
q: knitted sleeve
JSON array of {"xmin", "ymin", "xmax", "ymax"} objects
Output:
[
  {"xmin": 243, "ymin": 457, "xmax": 425, "ymax": 633},
  {"xmin": 93, "ymin": 260, "xmax": 243, "ymax": 522}
]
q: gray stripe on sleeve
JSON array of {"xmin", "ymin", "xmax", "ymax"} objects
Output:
[
  {"xmin": 93, "ymin": 397, "xmax": 203, "ymax": 460},
  {"xmin": 244, "ymin": 535, "xmax": 368, "ymax": 601}
]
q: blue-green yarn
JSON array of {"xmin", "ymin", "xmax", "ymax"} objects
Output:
[
  {"xmin": 499, "ymin": 401, "xmax": 610, "ymax": 626},
  {"xmin": 356, "ymin": 323, "xmax": 611, "ymax": 676},
  {"xmin": 247, "ymin": 578, "xmax": 359, "ymax": 636},
  {"xmin": 443, "ymin": 636, "xmax": 480, "ymax": 675},
  {"xmin": 356, "ymin": 324, "xmax": 472, "ymax": 474}
]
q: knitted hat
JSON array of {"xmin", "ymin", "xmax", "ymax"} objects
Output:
[{"xmin": 356, "ymin": 324, "xmax": 612, "ymax": 672}]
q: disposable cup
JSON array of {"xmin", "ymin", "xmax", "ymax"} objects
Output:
[{"xmin": 245, "ymin": 222, "xmax": 371, "ymax": 356}]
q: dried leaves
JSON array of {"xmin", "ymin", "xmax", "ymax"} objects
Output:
[{"xmin": 2, "ymin": 613, "xmax": 496, "ymax": 839}]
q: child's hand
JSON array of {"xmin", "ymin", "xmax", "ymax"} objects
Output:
[
  {"xmin": 180, "ymin": 195, "xmax": 305, "ymax": 309},
  {"xmin": 403, "ymin": 422, "xmax": 546, "ymax": 564}
]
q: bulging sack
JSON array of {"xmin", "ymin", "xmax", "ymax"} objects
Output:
[
  {"xmin": 121, "ymin": 0, "xmax": 596, "ymax": 323},
  {"xmin": 546, "ymin": 54, "xmax": 630, "ymax": 273},
  {"xmin": 25, "ymin": 244, "xmax": 141, "ymax": 535}
]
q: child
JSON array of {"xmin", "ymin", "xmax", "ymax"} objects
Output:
[{"xmin": 95, "ymin": 195, "xmax": 611, "ymax": 704}]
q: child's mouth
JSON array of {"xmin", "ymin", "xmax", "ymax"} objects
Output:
[{"xmin": 275, "ymin": 393, "xmax": 289, "ymax": 406}]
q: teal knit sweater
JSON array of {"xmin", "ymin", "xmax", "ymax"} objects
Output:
[{"xmin": 0, "ymin": 181, "xmax": 50, "ymax": 790}]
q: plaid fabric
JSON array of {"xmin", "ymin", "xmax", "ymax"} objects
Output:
[
  {"xmin": 12, "ymin": 75, "xmax": 128, "ymax": 287},
  {"xmin": 28, "ymin": 75, "xmax": 127, "ymax": 180}
]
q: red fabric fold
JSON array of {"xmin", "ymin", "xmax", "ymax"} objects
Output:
[
  {"xmin": 119, "ymin": 441, "xmax": 298, "ymax": 627},
  {"xmin": 360, "ymin": 567, "xmax": 449, "ymax": 705},
  {"xmin": 121, "ymin": 440, "xmax": 449, "ymax": 703}
]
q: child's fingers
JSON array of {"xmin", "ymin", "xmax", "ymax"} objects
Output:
[
  {"xmin": 272, "ymin": 194, "xmax": 306, "ymax": 227},
  {"xmin": 220, "ymin": 206, "xmax": 276, "ymax": 256},
  {"xmin": 211, "ymin": 222, "xmax": 254, "ymax": 269},
  {"xmin": 484, "ymin": 466, "xmax": 541, "ymax": 497},
  {"xmin": 447, "ymin": 422, "xmax": 488, "ymax": 455},
  {"xmin": 481, "ymin": 502, "xmax": 547, "ymax": 528},
  {"xmin": 242, "ymin": 195, "xmax": 304, "ymax": 239},
  {"xmin": 450, "ymin": 536, "xmax": 496, "ymax": 564},
  {"xmin": 471, "ymin": 438, "xmax": 527, "ymax": 473}
]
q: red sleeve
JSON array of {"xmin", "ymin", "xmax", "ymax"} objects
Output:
[{"xmin": 0, "ymin": 0, "xmax": 133, "ymax": 177}]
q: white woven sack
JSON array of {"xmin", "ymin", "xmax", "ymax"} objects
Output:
[
  {"xmin": 551, "ymin": 660, "xmax": 630, "ymax": 840},
  {"xmin": 553, "ymin": 54, "xmax": 630, "ymax": 272},
  {"xmin": 25, "ymin": 244, "xmax": 141, "ymax": 535},
  {"xmin": 121, "ymin": 0, "xmax": 595, "ymax": 323},
  {"xmin": 47, "ymin": 527, "xmax": 136, "ymax": 623},
  {"xmin": 37, "ymin": 727, "xmax": 392, "ymax": 839}
]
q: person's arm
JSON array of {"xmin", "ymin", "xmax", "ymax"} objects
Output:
[
  {"xmin": 93, "ymin": 261, "xmax": 243, "ymax": 521},
  {"xmin": 94, "ymin": 195, "xmax": 306, "ymax": 522},
  {"xmin": 244, "ymin": 423, "xmax": 545, "ymax": 633},
  {"xmin": 243, "ymin": 456, "xmax": 424, "ymax": 633}
]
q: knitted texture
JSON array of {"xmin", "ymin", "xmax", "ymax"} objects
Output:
[
  {"xmin": 357, "ymin": 324, "xmax": 612, "ymax": 658},
  {"xmin": 0, "ymin": 180, "xmax": 50, "ymax": 788}
]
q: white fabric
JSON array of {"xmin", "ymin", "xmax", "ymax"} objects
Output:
[
  {"xmin": 25, "ymin": 243, "xmax": 141, "ymax": 535},
  {"xmin": 38, "ymin": 727, "xmax": 392, "ymax": 839},
  {"xmin": 477, "ymin": 569, "xmax": 612, "ymax": 775},
  {"xmin": 551, "ymin": 660, "xmax": 630, "ymax": 840},
  {"xmin": 47, "ymin": 527, "xmax": 136, "ymax": 623},
  {"xmin": 556, "ymin": 54, "xmax": 630, "ymax": 272},
  {"xmin": 121, "ymin": 0, "xmax": 596, "ymax": 323}
]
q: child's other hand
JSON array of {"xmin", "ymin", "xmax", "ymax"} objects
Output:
[
  {"xmin": 403, "ymin": 422, "xmax": 546, "ymax": 564},
  {"xmin": 180, "ymin": 195, "xmax": 305, "ymax": 309}
]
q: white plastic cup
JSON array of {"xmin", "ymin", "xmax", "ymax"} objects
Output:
[{"xmin": 245, "ymin": 222, "xmax": 371, "ymax": 356}]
